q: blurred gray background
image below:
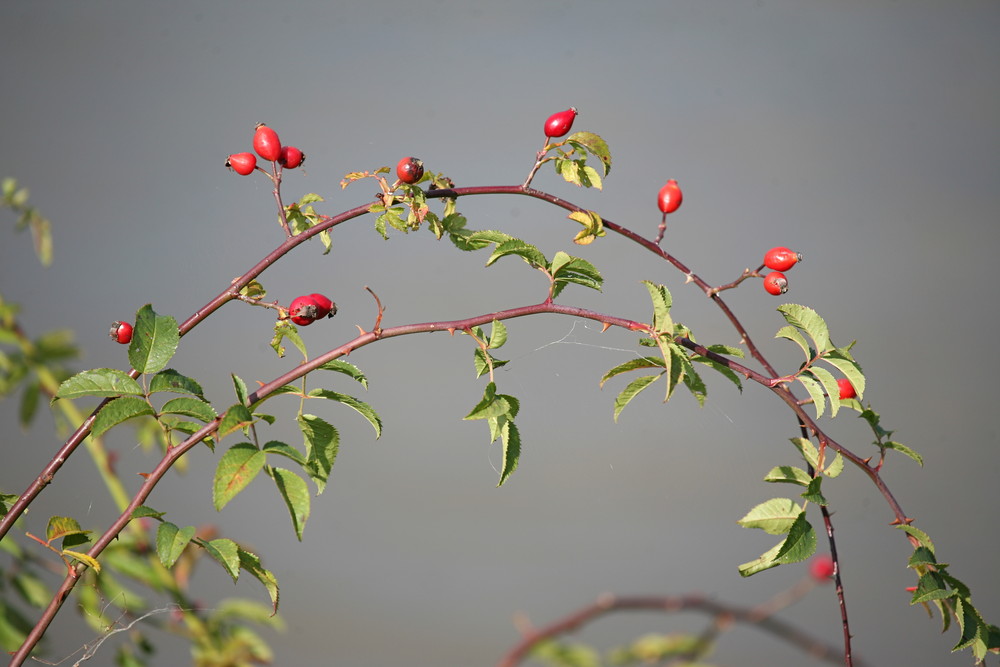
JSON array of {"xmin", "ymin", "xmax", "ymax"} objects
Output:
[{"xmin": 2, "ymin": 1, "xmax": 998, "ymax": 665}]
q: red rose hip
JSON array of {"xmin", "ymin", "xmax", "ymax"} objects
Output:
[
  {"xmin": 308, "ymin": 293, "xmax": 337, "ymax": 319},
  {"xmin": 764, "ymin": 246, "xmax": 802, "ymax": 272},
  {"xmin": 396, "ymin": 157, "xmax": 424, "ymax": 184},
  {"xmin": 253, "ymin": 123, "xmax": 282, "ymax": 162},
  {"xmin": 288, "ymin": 295, "xmax": 320, "ymax": 326},
  {"xmin": 226, "ymin": 152, "xmax": 257, "ymax": 176},
  {"xmin": 657, "ymin": 180, "xmax": 683, "ymax": 215},
  {"xmin": 543, "ymin": 107, "xmax": 578, "ymax": 139},
  {"xmin": 763, "ymin": 271, "xmax": 788, "ymax": 295},
  {"xmin": 836, "ymin": 378, "xmax": 857, "ymax": 400},
  {"xmin": 110, "ymin": 321, "xmax": 133, "ymax": 344},
  {"xmin": 809, "ymin": 554, "xmax": 835, "ymax": 582},
  {"xmin": 279, "ymin": 146, "xmax": 305, "ymax": 169}
]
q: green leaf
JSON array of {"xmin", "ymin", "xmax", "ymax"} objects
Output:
[
  {"xmin": 130, "ymin": 505, "xmax": 166, "ymax": 519},
  {"xmin": 775, "ymin": 325, "xmax": 813, "ymax": 361},
  {"xmin": 824, "ymin": 451, "xmax": 844, "ymax": 477},
  {"xmin": 270, "ymin": 319, "xmax": 307, "ymax": 359},
  {"xmin": 822, "ymin": 350, "xmax": 866, "ymax": 399},
  {"xmin": 796, "ymin": 374, "xmax": 826, "ymax": 419},
  {"xmin": 307, "ymin": 389, "xmax": 382, "ymax": 438},
  {"xmin": 473, "ymin": 348, "xmax": 509, "ymax": 379},
  {"xmin": 156, "ymin": 522, "xmax": 195, "ymax": 568},
  {"xmin": 789, "ymin": 437, "xmax": 820, "ymax": 469},
  {"xmin": 297, "ymin": 415, "xmax": 339, "ymax": 494},
  {"xmin": 550, "ymin": 253, "xmax": 603, "ymax": 299},
  {"xmin": 237, "ymin": 548, "xmax": 280, "ymax": 614},
  {"xmin": 262, "ymin": 440, "xmax": 307, "ymax": 466},
  {"xmin": 160, "ymin": 396, "xmax": 217, "ymax": 423},
  {"xmin": 679, "ymin": 352, "xmax": 707, "ymax": 406},
  {"xmin": 566, "ymin": 131, "xmax": 612, "ymax": 175},
  {"xmin": 485, "ymin": 238, "xmax": 547, "ymax": 269},
  {"xmin": 464, "ymin": 382, "xmax": 516, "ymax": 421},
  {"xmin": 773, "ymin": 512, "xmax": 817, "ymax": 562},
  {"xmin": 497, "ymin": 419, "xmax": 521, "ymax": 487},
  {"xmin": 316, "ymin": 359, "xmax": 369, "ymax": 389},
  {"xmin": 642, "ymin": 281, "xmax": 673, "ymax": 335},
  {"xmin": 218, "ymin": 404, "xmax": 254, "ymax": 440},
  {"xmin": 908, "ymin": 546, "xmax": 939, "ymax": 568},
  {"xmin": 53, "ymin": 368, "xmax": 144, "ymax": 401},
  {"xmin": 801, "ymin": 477, "xmax": 827, "ymax": 505},
  {"xmin": 92, "ymin": 396, "xmax": 155, "ymax": 438},
  {"xmin": 777, "ymin": 304, "xmax": 831, "ymax": 354},
  {"xmin": 128, "ymin": 305, "xmax": 179, "ymax": 374},
  {"xmin": 804, "ymin": 365, "xmax": 841, "ymax": 417},
  {"xmin": 204, "ymin": 538, "xmax": 241, "ymax": 583},
  {"xmin": 19, "ymin": 381, "xmax": 39, "ymax": 428},
  {"xmin": 612, "ymin": 375, "xmax": 660, "ymax": 422},
  {"xmin": 599, "ymin": 357, "xmax": 665, "ymax": 387},
  {"xmin": 488, "ymin": 320, "xmax": 507, "ymax": 349},
  {"xmin": 884, "ymin": 440, "xmax": 924, "ymax": 466},
  {"xmin": 12, "ymin": 571, "xmax": 50, "ymax": 608},
  {"xmin": 566, "ymin": 211, "xmax": 606, "ymax": 245},
  {"xmin": 737, "ymin": 498, "xmax": 802, "ymax": 535},
  {"xmin": 213, "ymin": 442, "xmax": 265, "ymax": 511},
  {"xmin": 896, "ymin": 524, "xmax": 935, "ymax": 554},
  {"xmin": 270, "ymin": 467, "xmax": 311, "ymax": 541},
  {"xmin": 764, "ymin": 465, "xmax": 812, "ymax": 486},
  {"xmin": 149, "ymin": 369, "xmax": 205, "ymax": 398},
  {"xmin": 232, "ymin": 374, "xmax": 250, "ymax": 406}
]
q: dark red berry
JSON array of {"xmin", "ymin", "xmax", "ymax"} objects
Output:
[
  {"xmin": 253, "ymin": 123, "xmax": 282, "ymax": 162},
  {"xmin": 279, "ymin": 146, "xmax": 305, "ymax": 169},
  {"xmin": 809, "ymin": 554, "xmax": 835, "ymax": 582},
  {"xmin": 226, "ymin": 152, "xmax": 257, "ymax": 176},
  {"xmin": 543, "ymin": 107, "xmax": 578, "ymax": 139},
  {"xmin": 837, "ymin": 378, "xmax": 857, "ymax": 400},
  {"xmin": 308, "ymin": 293, "xmax": 337, "ymax": 319},
  {"xmin": 764, "ymin": 246, "xmax": 803, "ymax": 272},
  {"xmin": 763, "ymin": 271, "xmax": 788, "ymax": 295},
  {"xmin": 288, "ymin": 295, "xmax": 320, "ymax": 326},
  {"xmin": 396, "ymin": 157, "xmax": 424, "ymax": 184},
  {"xmin": 110, "ymin": 321, "xmax": 133, "ymax": 344},
  {"xmin": 657, "ymin": 180, "xmax": 683, "ymax": 215}
]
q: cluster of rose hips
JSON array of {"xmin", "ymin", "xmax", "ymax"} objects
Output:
[
  {"xmin": 287, "ymin": 293, "xmax": 336, "ymax": 326},
  {"xmin": 761, "ymin": 246, "xmax": 803, "ymax": 296},
  {"xmin": 226, "ymin": 124, "xmax": 305, "ymax": 176}
]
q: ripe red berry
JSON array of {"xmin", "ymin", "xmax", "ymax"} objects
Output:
[
  {"xmin": 226, "ymin": 152, "xmax": 257, "ymax": 176},
  {"xmin": 308, "ymin": 293, "xmax": 337, "ymax": 319},
  {"xmin": 837, "ymin": 378, "xmax": 857, "ymax": 400},
  {"xmin": 809, "ymin": 554, "xmax": 835, "ymax": 582},
  {"xmin": 396, "ymin": 157, "xmax": 424, "ymax": 185},
  {"xmin": 657, "ymin": 180, "xmax": 683, "ymax": 215},
  {"xmin": 543, "ymin": 107, "xmax": 578, "ymax": 139},
  {"xmin": 764, "ymin": 246, "xmax": 803, "ymax": 272},
  {"xmin": 279, "ymin": 146, "xmax": 305, "ymax": 169},
  {"xmin": 109, "ymin": 321, "xmax": 133, "ymax": 344},
  {"xmin": 288, "ymin": 295, "xmax": 320, "ymax": 326},
  {"xmin": 253, "ymin": 124, "xmax": 282, "ymax": 162},
  {"xmin": 763, "ymin": 271, "xmax": 788, "ymax": 295}
]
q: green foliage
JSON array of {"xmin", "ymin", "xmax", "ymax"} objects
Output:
[{"xmin": 2, "ymin": 178, "xmax": 53, "ymax": 266}]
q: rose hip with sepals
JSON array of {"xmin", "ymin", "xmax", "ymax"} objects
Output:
[
  {"xmin": 763, "ymin": 271, "xmax": 788, "ymax": 295},
  {"xmin": 279, "ymin": 146, "xmax": 305, "ymax": 169},
  {"xmin": 253, "ymin": 123, "xmax": 282, "ymax": 162},
  {"xmin": 288, "ymin": 295, "xmax": 321, "ymax": 326},
  {"xmin": 837, "ymin": 378, "xmax": 857, "ymax": 400},
  {"xmin": 226, "ymin": 153, "xmax": 257, "ymax": 176},
  {"xmin": 308, "ymin": 293, "xmax": 337, "ymax": 319},
  {"xmin": 396, "ymin": 157, "xmax": 424, "ymax": 184},
  {"xmin": 764, "ymin": 246, "xmax": 803, "ymax": 272},
  {"xmin": 543, "ymin": 107, "xmax": 578, "ymax": 139},
  {"xmin": 657, "ymin": 180, "xmax": 683, "ymax": 215},
  {"xmin": 110, "ymin": 321, "xmax": 133, "ymax": 344}
]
